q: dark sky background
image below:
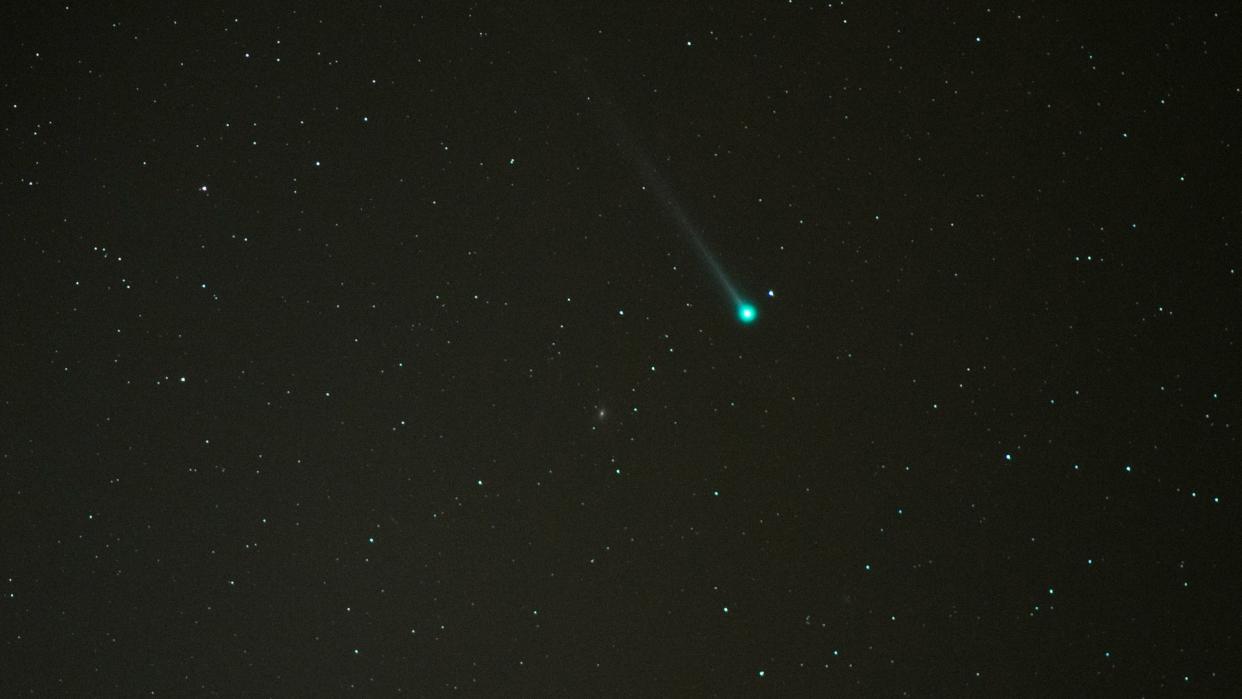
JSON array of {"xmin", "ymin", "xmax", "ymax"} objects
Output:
[{"xmin": 3, "ymin": 2, "xmax": 1240, "ymax": 695}]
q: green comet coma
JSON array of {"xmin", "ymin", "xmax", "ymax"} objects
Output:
[{"xmin": 737, "ymin": 303, "xmax": 757, "ymax": 324}]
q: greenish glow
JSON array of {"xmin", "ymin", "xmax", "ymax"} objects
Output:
[{"xmin": 737, "ymin": 303, "xmax": 757, "ymax": 324}]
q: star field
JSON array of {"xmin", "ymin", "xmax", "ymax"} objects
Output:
[{"xmin": 2, "ymin": 2, "xmax": 1240, "ymax": 695}]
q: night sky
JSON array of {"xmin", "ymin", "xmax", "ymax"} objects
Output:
[{"xmin": 4, "ymin": 3, "xmax": 1240, "ymax": 695}]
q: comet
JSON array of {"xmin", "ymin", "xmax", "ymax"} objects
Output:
[
  {"xmin": 629, "ymin": 147, "xmax": 759, "ymax": 326},
  {"xmin": 737, "ymin": 303, "xmax": 757, "ymax": 324},
  {"xmin": 579, "ymin": 68, "xmax": 759, "ymax": 325}
]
